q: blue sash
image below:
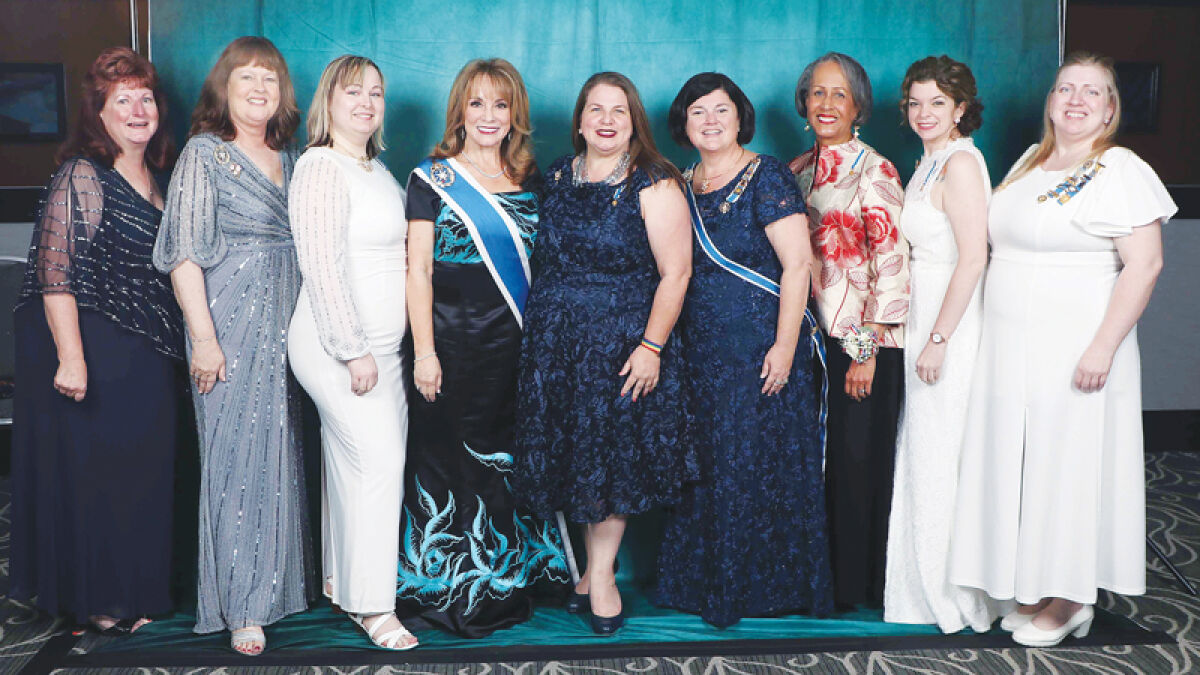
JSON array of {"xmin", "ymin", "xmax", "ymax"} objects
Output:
[
  {"xmin": 685, "ymin": 179, "xmax": 829, "ymax": 469},
  {"xmin": 412, "ymin": 157, "xmax": 531, "ymax": 325}
]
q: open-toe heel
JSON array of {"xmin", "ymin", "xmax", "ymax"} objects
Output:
[{"xmin": 349, "ymin": 612, "xmax": 419, "ymax": 651}]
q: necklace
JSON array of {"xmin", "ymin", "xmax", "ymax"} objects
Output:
[
  {"xmin": 332, "ymin": 144, "xmax": 373, "ymax": 172},
  {"xmin": 461, "ymin": 152, "xmax": 505, "ymax": 179},
  {"xmin": 574, "ymin": 151, "xmax": 630, "ymax": 186},
  {"xmin": 697, "ymin": 148, "xmax": 747, "ymax": 193}
]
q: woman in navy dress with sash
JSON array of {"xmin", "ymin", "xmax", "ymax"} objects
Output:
[
  {"xmin": 512, "ymin": 72, "xmax": 693, "ymax": 635},
  {"xmin": 399, "ymin": 59, "xmax": 569, "ymax": 638},
  {"xmin": 654, "ymin": 73, "xmax": 832, "ymax": 627}
]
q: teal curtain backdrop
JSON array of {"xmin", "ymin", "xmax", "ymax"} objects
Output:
[{"xmin": 150, "ymin": 0, "xmax": 1058, "ymax": 184}]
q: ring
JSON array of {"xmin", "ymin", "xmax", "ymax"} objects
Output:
[{"xmin": 858, "ymin": 388, "xmax": 866, "ymax": 395}]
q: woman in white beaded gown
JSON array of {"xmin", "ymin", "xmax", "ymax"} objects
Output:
[
  {"xmin": 287, "ymin": 56, "xmax": 417, "ymax": 650},
  {"xmin": 950, "ymin": 52, "xmax": 1175, "ymax": 648},
  {"xmin": 884, "ymin": 56, "xmax": 999, "ymax": 633}
]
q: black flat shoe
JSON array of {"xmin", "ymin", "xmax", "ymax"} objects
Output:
[
  {"xmin": 89, "ymin": 619, "xmax": 132, "ymax": 637},
  {"xmin": 590, "ymin": 610, "xmax": 625, "ymax": 635},
  {"xmin": 565, "ymin": 591, "xmax": 590, "ymax": 614}
]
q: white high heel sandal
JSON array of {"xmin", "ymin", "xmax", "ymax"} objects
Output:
[{"xmin": 348, "ymin": 612, "xmax": 419, "ymax": 650}]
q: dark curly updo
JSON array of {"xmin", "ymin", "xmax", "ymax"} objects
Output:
[{"xmin": 900, "ymin": 55, "xmax": 983, "ymax": 135}]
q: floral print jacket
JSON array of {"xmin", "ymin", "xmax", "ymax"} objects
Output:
[{"xmin": 791, "ymin": 138, "xmax": 910, "ymax": 348}]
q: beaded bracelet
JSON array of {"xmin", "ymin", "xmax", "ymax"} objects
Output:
[
  {"xmin": 191, "ymin": 334, "xmax": 216, "ymax": 344},
  {"xmin": 414, "ymin": 351, "xmax": 437, "ymax": 363},
  {"xmin": 639, "ymin": 337, "xmax": 663, "ymax": 356}
]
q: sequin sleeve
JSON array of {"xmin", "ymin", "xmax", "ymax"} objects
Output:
[
  {"xmin": 31, "ymin": 158, "xmax": 104, "ymax": 294},
  {"xmin": 289, "ymin": 152, "xmax": 370, "ymax": 360},
  {"xmin": 154, "ymin": 135, "xmax": 226, "ymax": 272}
]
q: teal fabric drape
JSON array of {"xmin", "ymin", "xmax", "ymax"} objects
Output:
[{"xmin": 150, "ymin": 0, "xmax": 1058, "ymax": 183}]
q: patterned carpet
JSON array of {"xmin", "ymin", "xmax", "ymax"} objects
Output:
[{"xmin": 1, "ymin": 450, "xmax": 1197, "ymax": 674}]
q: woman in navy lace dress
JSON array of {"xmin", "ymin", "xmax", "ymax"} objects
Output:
[
  {"xmin": 10, "ymin": 47, "xmax": 183, "ymax": 634},
  {"xmin": 511, "ymin": 72, "xmax": 693, "ymax": 635},
  {"xmin": 653, "ymin": 73, "xmax": 832, "ymax": 627}
]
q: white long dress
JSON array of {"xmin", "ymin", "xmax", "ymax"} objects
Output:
[
  {"xmin": 288, "ymin": 148, "xmax": 408, "ymax": 614},
  {"xmin": 949, "ymin": 146, "xmax": 1176, "ymax": 605},
  {"xmin": 884, "ymin": 138, "xmax": 1000, "ymax": 633}
]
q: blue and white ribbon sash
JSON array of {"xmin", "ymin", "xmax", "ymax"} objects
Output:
[
  {"xmin": 684, "ymin": 181, "xmax": 829, "ymax": 469},
  {"xmin": 412, "ymin": 157, "xmax": 531, "ymax": 325}
]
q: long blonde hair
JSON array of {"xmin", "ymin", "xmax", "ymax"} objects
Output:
[
  {"xmin": 432, "ymin": 58, "xmax": 535, "ymax": 184},
  {"xmin": 306, "ymin": 55, "xmax": 387, "ymax": 159},
  {"xmin": 999, "ymin": 51, "xmax": 1121, "ymax": 189}
]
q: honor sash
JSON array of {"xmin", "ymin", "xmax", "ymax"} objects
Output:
[
  {"xmin": 412, "ymin": 157, "xmax": 532, "ymax": 325},
  {"xmin": 685, "ymin": 179, "xmax": 830, "ymax": 468}
]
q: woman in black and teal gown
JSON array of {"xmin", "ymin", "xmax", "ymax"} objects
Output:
[
  {"xmin": 397, "ymin": 58, "xmax": 569, "ymax": 639},
  {"xmin": 653, "ymin": 72, "xmax": 833, "ymax": 627}
]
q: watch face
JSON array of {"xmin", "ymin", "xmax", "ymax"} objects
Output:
[{"xmin": 931, "ymin": 333, "xmax": 945, "ymax": 344}]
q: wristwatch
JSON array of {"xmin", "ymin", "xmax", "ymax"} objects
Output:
[{"xmin": 930, "ymin": 332, "xmax": 947, "ymax": 345}]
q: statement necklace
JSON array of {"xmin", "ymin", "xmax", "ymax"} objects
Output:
[
  {"xmin": 332, "ymin": 144, "xmax": 372, "ymax": 172},
  {"xmin": 462, "ymin": 152, "xmax": 505, "ymax": 179},
  {"xmin": 574, "ymin": 151, "xmax": 630, "ymax": 187}
]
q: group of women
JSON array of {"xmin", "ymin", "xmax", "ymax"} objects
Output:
[{"xmin": 10, "ymin": 35, "xmax": 1176, "ymax": 656}]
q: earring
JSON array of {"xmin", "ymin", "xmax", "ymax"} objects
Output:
[
  {"xmin": 954, "ymin": 116, "xmax": 962, "ymax": 125},
  {"xmin": 804, "ymin": 122, "xmax": 811, "ymax": 131},
  {"xmin": 853, "ymin": 125, "xmax": 860, "ymax": 139},
  {"xmin": 1104, "ymin": 118, "xmax": 1112, "ymax": 125}
]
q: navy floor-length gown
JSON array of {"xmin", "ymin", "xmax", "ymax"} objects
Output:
[
  {"xmin": 511, "ymin": 157, "xmax": 695, "ymax": 524},
  {"xmin": 654, "ymin": 155, "xmax": 833, "ymax": 627},
  {"xmin": 11, "ymin": 157, "xmax": 184, "ymax": 623}
]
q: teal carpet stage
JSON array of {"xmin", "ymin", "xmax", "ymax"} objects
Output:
[{"xmin": 38, "ymin": 582, "xmax": 1168, "ymax": 668}]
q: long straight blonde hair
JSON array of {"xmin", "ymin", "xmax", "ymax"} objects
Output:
[
  {"xmin": 306, "ymin": 55, "xmax": 387, "ymax": 159},
  {"xmin": 998, "ymin": 51, "xmax": 1122, "ymax": 189}
]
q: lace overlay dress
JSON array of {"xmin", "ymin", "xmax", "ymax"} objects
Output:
[
  {"xmin": 653, "ymin": 155, "xmax": 833, "ymax": 627},
  {"xmin": 884, "ymin": 138, "xmax": 999, "ymax": 632},
  {"xmin": 154, "ymin": 134, "xmax": 312, "ymax": 633},
  {"xmin": 511, "ymin": 157, "xmax": 695, "ymax": 523}
]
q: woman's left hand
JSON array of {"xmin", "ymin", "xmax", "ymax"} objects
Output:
[
  {"xmin": 619, "ymin": 347, "xmax": 661, "ymax": 402},
  {"xmin": 760, "ymin": 343, "xmax": 794, "ymax": 396},
  {"xmin": 915, "ymin": 341, "xmax": 948, "ymax": 385},
  {"xmin": 1074, "ymin": 345, "xmax": 1114, "ymax": 393}
]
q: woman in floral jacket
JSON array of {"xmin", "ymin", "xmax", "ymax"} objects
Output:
[{"xmin": 790, "ymin": 52, "xmax": 909, "ymax": 610}]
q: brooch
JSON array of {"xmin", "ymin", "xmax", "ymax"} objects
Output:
[
  {"xmin": 430, "ymin": 161, "xmax": 455, "ymax": 187},
  {"xmin": 1038, "ymin": 160, "xmax": 1105, "ymax": 205},
  {"xmin": 553, "ymin": 169, "xmax": 562, "ymax": 183},
  {"xmin": 213, "ymin": 144, "xmax": 242, "ymax": 177}
]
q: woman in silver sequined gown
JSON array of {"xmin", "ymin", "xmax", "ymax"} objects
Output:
[{"xmin": 153, "ymin": 37, "xmax": 311, "ymax": 655}]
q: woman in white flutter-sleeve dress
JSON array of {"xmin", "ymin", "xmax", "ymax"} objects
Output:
[
  {"xmin": 949, "ymin": 52, "xmax": 1177, "ymax": 648},
  {"xmin": 287, "ymin": 56, "xmax": 417, "ymax": 651}
]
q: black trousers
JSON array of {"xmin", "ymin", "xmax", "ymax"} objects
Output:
[{"xmin": 822, "ymin": 336, "xmax": 904, "ymax": 608}]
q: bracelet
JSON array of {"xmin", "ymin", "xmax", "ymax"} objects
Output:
[
  {"xmin": 639, "ymin": 337, "xmax": 663, "ymax": 355},
  {"xmin": 839, "ymin": 325, "xmax": 878, "ymax": 364},
  {"xmin": 414, "ymin": 351, "xmax": 437, "ymax": 363},
  {"xmin": 190, "ymin": 334, "xmax": 216, "ymax": 343}
]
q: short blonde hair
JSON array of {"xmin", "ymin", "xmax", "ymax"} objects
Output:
[{"xmin": 306, "ymin": 55, "xmax": 386, "ymax": 159}]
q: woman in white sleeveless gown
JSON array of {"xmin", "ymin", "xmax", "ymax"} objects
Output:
[
  {"xmin": 884, "ymin": 57, "xmax": 1000, "ymax": 633},
  {"xmin": 287, "ymin": 56, "xmax": 417, "ymax": 650}
]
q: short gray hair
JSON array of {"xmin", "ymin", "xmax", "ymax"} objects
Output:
[{"xmin": 794, "ymin": 52, "xmax": 873, "ymax": 126}]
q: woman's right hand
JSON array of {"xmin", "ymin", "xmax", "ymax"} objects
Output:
[
  {"xmin": 347, "ymin": 353, "xmax": 379, "ymax": 396},
  {"xmin": 54, "ymin": 358, "xmax": 87, "ymax": 401},
  {"xmin": 190, "ymin": 340, "xmax": 226, "ymax": 394},
  {"xmin": 414, "ymin": 355, "xmax": 441, "ymax": 403}
]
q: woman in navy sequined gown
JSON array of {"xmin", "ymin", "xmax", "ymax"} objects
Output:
[
  {"xmin": 511, "ymin": 72, "xmax": 693, "ymax": 634},
  {"xmin": 653, "ymin": 73, "xmax": 832, "ymax": 627},
  {"xmin": 10, "ymin": 48, "xmax": 183, "ymax": 633}
]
